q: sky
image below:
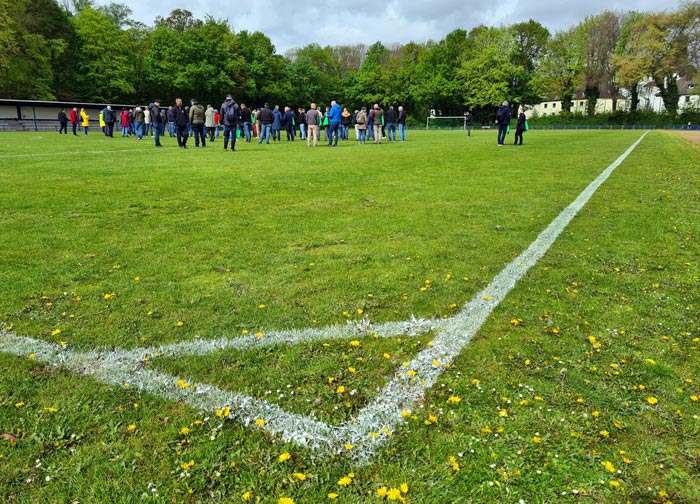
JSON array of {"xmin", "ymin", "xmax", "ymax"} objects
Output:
[{"xmin": 97, "ymin": 0, "xmax": 688, "ymax": 54}]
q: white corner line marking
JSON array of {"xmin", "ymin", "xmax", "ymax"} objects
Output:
[{"xmin": 0, "ymin": 132, "xmax": 648, "ymax": 462}]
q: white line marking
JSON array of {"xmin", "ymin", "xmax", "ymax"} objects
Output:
[{"xmin": 0, "ymin": 132, "xmax": 648, "ymax": 462}]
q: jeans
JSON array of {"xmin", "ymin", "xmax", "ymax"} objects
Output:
[
  {"xmin": 243, "ymin": 122, "xmax": 251, "ymax": 142},
  {"xmin": 83, "ymin": 126, "xmax": 88, "ymax": 135},
  {"xmin": 358, "ymin": 129, "xmax": 366, "ymax": 143},
  {"xmin": 285, "ymin": 123, "xmax": 295, "ymax": 141},
  {"xmin": 327, "ymin": 122, "xmax": 339, "ymax": 145},
  {"xmin": 399, "ymin": 124, "xmax": 406, "ymax": 141},
  {"xmin": 258, "ymin": 124, "xmax": 271, "ymax": 143},
  {"xmin": 134, "ymin": 121, "xmax": 144, "ymax": 139},
  {"xmin": 169, "ymin": 121, "xmax": 175, "ymax": 137},
  {"xmin": 223, "ymin": 124, "xmax": 237, "ymax": 150},
  {"xmin": 386, "ymin": 123, "xmax": 396, "ymax": 141},
  {"xmin": 340, "ymin": 125, "xmax": 349, "ymax": 140},
  {"xmin": 299, "ymin": 123, "xmax": 306, "ymax": 140},
  {"xmin": 192, "ymin": 124, "xmax": 206, "ymax": 147},
  {"xmin": 176, "ymin": 125, "xmax": 188, "ymax": 147},
  {"xmin": 122, "ymin": 126, "xmax": 129, "ymax": 137},
  {"xmin": 497, "ymin": 124, "xmax": 508, "ymax": 144},
  {"xmin": 72, "ymin": 122, "xmax": 78, "ymax": 135},
  {"xmin": 153, "ymin": 123, "xmax": 163, "ymax": 146}
]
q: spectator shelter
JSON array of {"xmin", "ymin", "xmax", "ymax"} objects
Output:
[{"xmin": 0, "ymin": 99, "xmax": 136, "ymax": 132}]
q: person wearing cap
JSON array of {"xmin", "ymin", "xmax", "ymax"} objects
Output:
[
  {"xmin": 189, "ymin": 98, "xmax": 206, "ymax": 147},
  {"xmin": 220, "ymin": 93, "xmax": 240, "ymax": 152},
  {"xmin": 205, "ymin": 104, "xmax": 216, "ymax": 141},
  {"xmin": 257, "ymin": 103, "xmax": 274, "ymax": 144},
  {"xmin": 355, "ymin": 106, "xmax": 368, "ymax": 144}
]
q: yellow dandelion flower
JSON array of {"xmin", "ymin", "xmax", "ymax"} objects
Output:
[
  {"xmin": 600, "ymin": 430, "xmax": 610, "ymax": 438},
  {"xmin": 377, "ymin": 487, "xmax": 389, "ymax": 497},
  {"xmin": 181, "ymin": 460, "xmax": 195, "ymax": 471},
  {"xmin": 278, "ymin": 452, "xmax": 291, "ymax": 463},
  {"xmin": 328, "ymin": 493, "xmax": 338, "ymax": 500},
  {"xmin": 28, "ymin": 353, "xmax": 35, "ymax": 360},
  {"xmin": 338, "ymin": 476, "xmax": 352, "ymax": 486},
  {"xmin": 127, "ymin": 424, "xmax": 136, "ymax": 432},
  {"xmin": 691, "ymin": 395, "xmax": 699, "ymax": 402},
  {"xmin": 406, "ymin": 370, "xmax": 417, "ymax": 377},
  {"xmin": 51, "ymin": 328, "xmax": 61, "ymax": 336},
  {"xmin": 357, "ymin": 308, "xmax": 363, "ymax": 315},
  {"xmin": 609, "ymin": 480, "xmax": 620, "ymax": 489},
  {"xmin": 293, "ymin": 472, "xmax": 307, "ymax": 481},
  {"xmin": 384, "ymin": 353, "xmax": 391, "ymax": 359},
  {"xmin": 645, "ymin": 358, "xmax": 656, "ymax": 365},
  {"xmin": 255, "ymin": 332, "xmax": 264, "ymax": 338},
  {"xmin": 482, "ymin": 295, "xmax": 493, "ymax": 301},
  {"xmin": 601, "ymin": 461, "xmax": 616, "ymax": 473},
  {"xmin": 400, "ymin": 483, "xmax": 409, "ymax": 494},
  {"xmin": 387, "ymin": 487, "xmax": 403, "ymax": 500},
  {"xmin": 449, "ymin": 455, "xmax": 461, "ymax": 471},
  {"xmin": 499, "ymin": 409, "xmax": 508, "ymax": 418},
  {"xmin": 350, "ymin": 340, "xmax": 360, "ymax": 347},
  {"xmin": 258, "ymin": 304, "xmax": 266, "ymax": 309},
  {"xmin": 647, "ymin": 397, "xmax": 658, "ymax": 405},
  {"xmin": 180, "ymin": 427, "xmax": 190, "ymax": 436},
  {"xmin": 176, "ymin": 379, "xmax": 190, "ymax": 389},
  {"xmin": 448, "ymin": 396, "xmax": 462, "ymax": 404},
  {"xmin": 344, "ymin": 443, "xmax": 354, "ymax": 450},
  {"xmin": 348, "ymin": 366, "xmax": 356, "ymax": 373},
  {"xmin": 401, "ymin": 410, "xmax": 411, "ymax": 418},
  {"xmin": 176, "ymin": 321, "xmax": 184, "ymax": 327},
  {"xmin": 278, "ymin": 498, "xmax": 294, "ymax": 504},
  {"xmin": 255, "ymin": 418, "xmax": 265, "ymax": 426},
  {"xmin": 242, "ymin": 491, "xmax": 251, "ymax": 501},
  {"xmin": 336, "ymin": 385, "xmax": 346, "ymax": 394},
  {"xmin": 532, "ymin": 436, "xmax": 541, "ymax": 444}
]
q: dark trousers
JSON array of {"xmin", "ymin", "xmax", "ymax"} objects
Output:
[
  {"xmin": 192, "ymin": 124, "xmax": 206, "ymax": 147},
  {"xmin": 106, "ymin": 122, "xmax": 114, "ymax": 137},
  {"xmin": 514, "ymin": 128, "xmax": 523, "ymax": 145},
  {"xmin": 497, "ymin": 124, "xmax": 508, "ymax": 144},
  {"xmin": 223, "ymin": 124, "xmax": 237, "ymax": 151},
  {"xmin": 207, "ymin": 126, "xmax": 216, "ymax": 141},
  {"xmin": 72, "ymin": 122, "xmax": 78, "ymax": 135},
  {"xmin": 59, "ymin": 122, "xmax": 68, "ymax": 134},
  {"xmin": 285, "ymin": 123, "xmax": 295, "ymax": 141},
  {"xmin": 176, "ymin": 125, "xmax": 188, "ymax": 147},
  {"xmin": 327, "ymin": 123, "xmax": 339, "ymax": 145}
]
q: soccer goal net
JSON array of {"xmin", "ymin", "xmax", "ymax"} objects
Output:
[{"xmin": 425, "ymin": 115, "xmax": 469, "ymax": 130}]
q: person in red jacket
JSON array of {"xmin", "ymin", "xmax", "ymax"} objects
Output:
[{"xmin": 69, "ymin": 107, "xmax": 79, "ymax": 136}]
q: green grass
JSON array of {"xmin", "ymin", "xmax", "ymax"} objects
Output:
[{"xmin": 1, "ymin": 130, "xmax": 699, "ymax": 502}]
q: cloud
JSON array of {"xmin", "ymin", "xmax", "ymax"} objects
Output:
[{"xmin": 96, "ymin": 0, "xmax": 687, "ymax": 53}]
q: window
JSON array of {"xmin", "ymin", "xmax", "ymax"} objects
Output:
[
  {"xmin": 686, "ymin": 96, "xmax": 690, "ymax": 103},
  {"xmin": 544, "ymin": 104, "xmax": 548, "ymax": 109},
  {"xmin": 580, "ymin": 101, "xmax": 584, "ymax": 106},
  {"xmin": 553, "ymin": 103, "xmax": 557, "ymax": 108}
]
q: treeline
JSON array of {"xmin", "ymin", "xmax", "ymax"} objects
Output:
[{"xmin": 1, "ymin": 0, "xmax": 698, "ymax": 123}]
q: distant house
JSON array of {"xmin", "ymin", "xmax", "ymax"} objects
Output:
[
  {"xmin": 531, "ymin": 74, "xmax": 699, "ymax": 117},
  {"xmin": 531, "ymin": 84, "xmax": 627, "ymax": 117}
]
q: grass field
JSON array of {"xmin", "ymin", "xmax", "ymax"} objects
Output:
[{"xmin": 1, "ymin": 129, "xmax": 699, "ymax": 503}]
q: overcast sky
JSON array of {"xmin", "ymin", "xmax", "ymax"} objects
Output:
[{"xmin": 98, "ymin": 0, "xmax": 687, "ymax": 54}]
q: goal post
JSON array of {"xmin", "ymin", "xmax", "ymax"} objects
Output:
[{"xmin": 426, "ymin": 115, "xmax": 468, "ymax": 130}]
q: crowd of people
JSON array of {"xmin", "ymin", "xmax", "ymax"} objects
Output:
[{"xmin": 57, "ymin": 97, "xmax": 410, "ymax": 149}]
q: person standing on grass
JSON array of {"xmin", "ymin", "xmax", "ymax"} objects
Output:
[
  {"xmin": 371, "ymin": 104, "xmax": 384, "ymax": 144},
  {"xmin": 240, "ymin": 103, "xmax": 252, "ymax": 142},
  {"xmin": 144, "ymin": 106, "xmax": 151, "ymax": 137},
  {"xmin": 298, "ymin": 107, "xmax": 307, "ymax": 140},
  {"xmin": 58, "ymin": 108, "xmax": 68, "ymax": 134},
  {"xmin": 398, "ymin": 106, "xmax": 407, "ymax": 142},
  {"xmin": 356, "ymin": 106, "xmax": 368, "ymax": 144},
  {"xmin": 496, "ymin": 100, "xmax": 511, "ymax": 146},
  {"xmin": 150, "ymin": 100, "xmax": 164, "ymax": 147},
  {"xmin": 133, "ymin": 106, "xmax": 144, "ymax": 140},
  {"xmin": 305, "ymin": 102, "xmax": 320, "ymax": 147},
  {"xmin": 120, "ymin": 109, "xmax": 130, "ymax": 137},
  {"xmin": 326, "ymin": 100, "xmax": 341, "ymax": 147},
  {"xmin": 340, "ymin": 107, "xmax": 352, "ymax": 141},
  {"xmin": 173, "ymin": 97, "xmax": 189, "ymax": 149},
  {"xmin": 465, "ymin": 110, "xmax": 473, "ymax": 137},
  {"xmin": 80, "ymin": 108, "xmax": 89, "ymax": 135},
  {"xmin": 189, "ymin": 98, "xmax": 206, "ymax": 148},
  {"xmin": 69, "ymin": 106, "xmax": 79, "ymax": 135},
  {"xmin": 220, "ymin": 93, "xmax": 240, "ymax": 152},
  {"xmin": 271, "ymin": 105, "xmax": 283, "ymax": 141},
  {"xmin": 385, "ymin": 106, "xmax": 397, "ymax": 142},
  {"xmin": 514, "ymin": 105, "xmax": 526, "ymax": 146},
  {"xmin": 258, "ymin": 103, "xmax": 273, "ymax": 144},
  {"xmin": 283, "ymin": 106, "xmax": 295, "ymax": 141},
  {"xmin": 205, "ymin": 104, "xmax": 216, "ymax": 142}
]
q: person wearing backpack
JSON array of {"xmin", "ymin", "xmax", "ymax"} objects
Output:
[
  {"xmin": 495, "ymin": 100, "xmax": 511, "ymax": 146},
  {"xmin": 220, "ymin": 94, "xmax": 240, "ymax": 152}
]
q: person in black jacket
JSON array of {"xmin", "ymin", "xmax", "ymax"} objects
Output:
[
  {"xmin": 385, "ymin": 105, "xmax": 398, "ymax": 142},
  {"xmin": 103, "ymin": 105, "xmax": 116, "ymax": 137},
  {"xmin": 257, "ymin": 103, "xmax": 274, "ymax": 144},
  {"xmin": 58, "ymin": 109, "xmax": 68, "ymax": 134},
  {"xmin": 496, "ymin": 100, "xmax": 511, "ymax": 146},
  {"xmin": 398, "ymin": 106, "xmax": 407, "ymax": 142},
  {"xmin": 173, "ymin": 97, "xmax": 189, "ymax": 148},
  {"xmin": 465, "ymin": 111, "xmax": 473, "ymax": 137},
  {"xmin": 514, "ymin": 105, "xmax": 526, "ymax": 146}
]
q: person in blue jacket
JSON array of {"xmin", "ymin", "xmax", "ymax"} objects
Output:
[
  {"xmin": 326, "ymin": 100, "xmax": 341, "ymax": 146},
  {"xmin": 496, "ymin": 100, "xmax": 511, "ymax": 146},
  {"xmin": 271, "ymin": 105, "xmax": 283, "ymax": 141}
]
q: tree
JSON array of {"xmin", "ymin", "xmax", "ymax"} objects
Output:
[
  {"xmin": 612, "ymin": 11, "xmax": 648, "ymax": 111},
  {"xmin": 72, "ymin": 6, "xmax": 134, "ymax": 101},
  {"xmin": 510, "ymin": 20, "xmax": 550, "ymax": 106},
  {"xmin": 236, "ymin": 30, "xmax": 289, "ymax": 105},
  {"xmin": 96, "ymin": 2, "xmax": 136, "ymax": 29},
  {"xmin": 458, "ymin": 26, "xmax": 519, "ymax": 110},
  {"xmin": 533, "ymin": 27, "xmax": 584, "ymax": 113}
]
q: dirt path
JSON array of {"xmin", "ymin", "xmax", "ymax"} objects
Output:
[{"xmin": 670, "ymin": 130, "xmax": 700, "ymax": 145}]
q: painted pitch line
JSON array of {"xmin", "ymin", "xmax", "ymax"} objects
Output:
[
  {"xmin": 0, "ymin": 132, "xmax": 648, "ymax": 462},
  {"xmin": 0, "ymin": 148, "xmax": 153, "ymax": 159}
]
